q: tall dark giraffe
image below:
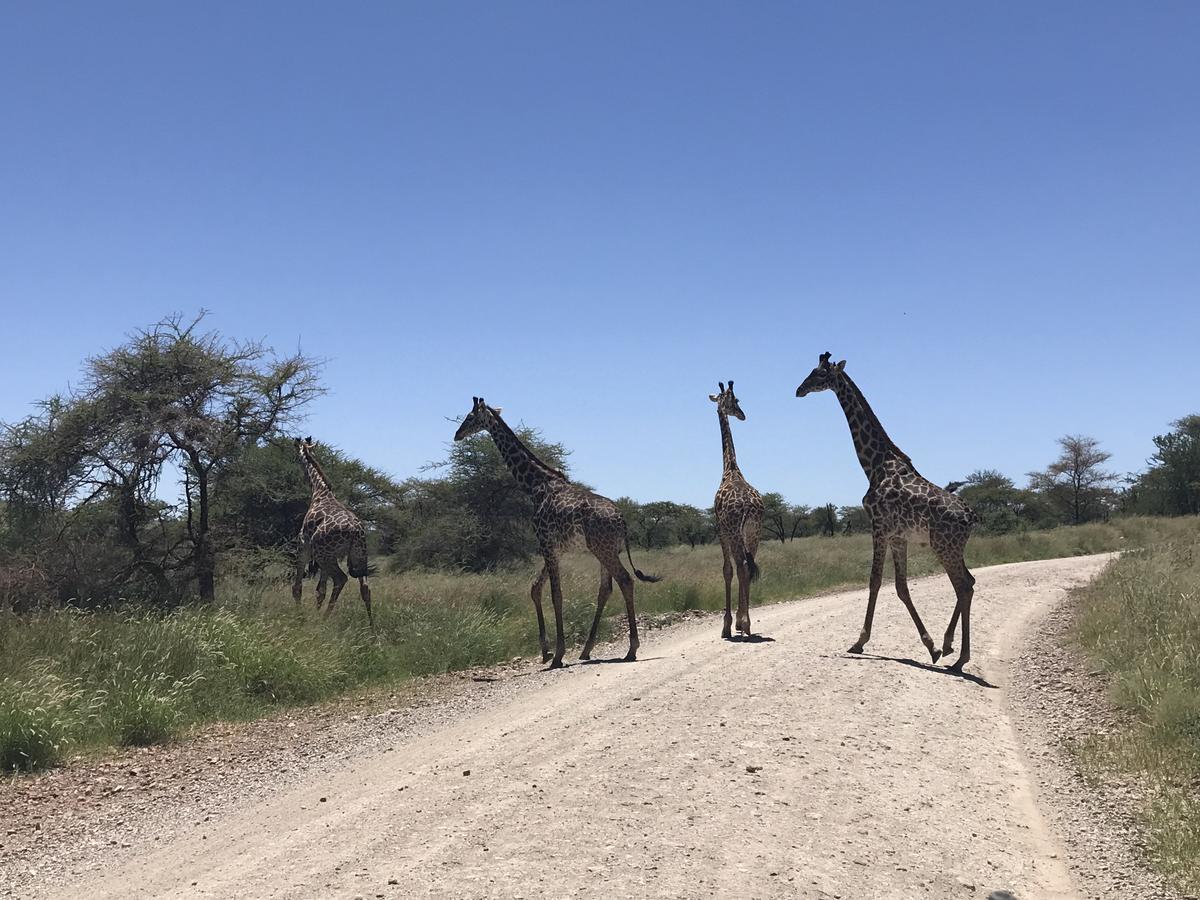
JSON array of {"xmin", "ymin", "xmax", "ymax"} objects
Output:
[
  {"xmin": 454, "ymin": 397, "xmax": 660, "ymax": 668},
  {"xmin": 710, "ymin": 381, "xmax": 764, "ymax": 639},
  {"xmin": 292, "ymin": 437, "xmax": 375, "ymax": 629},
  {"xmin": 796, "ymin": 353, "xmax": 978, "ymax": 669}
]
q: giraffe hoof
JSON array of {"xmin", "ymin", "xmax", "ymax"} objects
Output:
[
  {"xmin": 541, "ymin": 653, "xmax": 553, "ymax": 664},
  {"xmin": 721, "ymin": 628, "xmax": 732, "ymax": 639},
  {"xmin": 848, "ymin": 645, "xmax": 864, "ymax": 654},
  {"xmin": 579, "ymin": 652, "xmax": 591, "ymax": 661},
  {"xmin": 623, "ymin": 650, "xmax": 637, "ymax": 663},
  {"xmin": 548, "ymin": 658, "xmax": 565, "ymax": 670},
  {"xmin": 929, "ymin": 648, "xmax": 942, "ymax": 663}
]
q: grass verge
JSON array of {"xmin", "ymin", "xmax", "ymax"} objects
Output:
[
  {"xmin": 1074, "ymin": 519, "xmax": 1200, "ymax": 893},
  {"xmin": 1, "ymin": 515, "xmax": 1192, "ymax": 773}
]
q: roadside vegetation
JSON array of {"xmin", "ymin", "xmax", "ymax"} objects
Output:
[
  {"xmin": 2, "ymin": 515, "xmax": 1189, "ymax": 774},
  {"xmin": 1074, "ymin": 516, "xmax": 1200, "ymax": 894}
]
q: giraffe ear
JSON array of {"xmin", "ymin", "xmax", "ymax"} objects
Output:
[
  {"xmin": 709, "ymin": 394, "xmax": 720, "ymax": 402},
  {"xmin": 835, "ymin": 360, "xmax": 846, "ymax": 372},
  {"xmin": 491, "ymin": 406, "xmax": 503, "ymax": 415}
]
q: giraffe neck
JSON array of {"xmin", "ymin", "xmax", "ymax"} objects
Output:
[
  {"xmin": 300, "ymin": 450, "xmax": 336, "ymax": 504},
  {"xmin": 831, "ymin": 373, "xmax": 915, "ymax": 480},
  {"xmin": 717, "ymin": 409, "xmax": 740, "ymax": 476},
  {"xmin": 484, "ymin": 412, "xmax": 567, "ymax": 495}
]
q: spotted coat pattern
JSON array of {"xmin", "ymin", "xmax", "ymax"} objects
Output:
[
  {"xmin": 291, "ymin": 438, "xmax": 374, "ymax": 629},
  {"xmin": 454, "ymin": 398, "xmax": 659, "ymax": 668},
  {"xmin": 797, "ymin": 353, "xmax": 978, "ymax": 669},
  {"xmin": 710, "ymin": 381, "xmax": 764, "ymax": 639}
]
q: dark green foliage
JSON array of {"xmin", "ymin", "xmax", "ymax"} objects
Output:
[
  {"xmin": 385, "ymin": 428, "xmax": 571, "ymax": 572},
  {"xmin": 1123, "ymin": 416, "xmax": 1200, "ymax": 517},
  {"xmin": 213, "ymin": 439, "xmax": 405, "ymax": 554}
]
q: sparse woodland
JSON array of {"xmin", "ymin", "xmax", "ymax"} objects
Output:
[{"xmin": 2, "ymin": 317, "xmax": 1199, "ymax": 892}]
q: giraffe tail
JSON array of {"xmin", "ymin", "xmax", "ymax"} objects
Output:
[
  {"xmin": 744, "ymin": 551, "xmax": 760, "ymax": 582},
  {"xmin": 624, "ymin": 536, "xmax": 662, "ymax": 583}
]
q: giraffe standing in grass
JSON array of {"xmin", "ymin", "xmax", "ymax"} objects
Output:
[
  {"xmin": 292, "ymin": 437, "xmax": 375, "ymax": 629},
  {"xmin": 796, "ymin": 353, "xmax": 978, "ymax": 669},
  {"xmin": 710, "ymin": 381, "xmax": 764, "ymax": 639},
  {"xmin": 453, "ymin": 397, "xmax": 660, "ymax": 669}
]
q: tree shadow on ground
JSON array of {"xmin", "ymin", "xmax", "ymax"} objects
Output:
[{"xmin": 846, "ymin": 652, "xmax": 998, "ymax": 689}]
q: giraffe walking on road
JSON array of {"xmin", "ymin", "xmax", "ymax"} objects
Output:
[
  {"xmin": 710, "ymin": 381, "xmax": 764, "ymax": 639},
  {"xmin": 292, "ymin": 437, "xmax": 375, "ymax": 630},
  {"xmin": 796, "ymin": 354, "xmax": 978, "ymax": 669},
  {"xmin": 453, "ymin": 397, "xmax": 660, "ymax": 669}
]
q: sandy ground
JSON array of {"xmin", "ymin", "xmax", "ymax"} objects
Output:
[{"xmin": 16, "ymin": 554, "xmax": 1116, "ymax": 900}]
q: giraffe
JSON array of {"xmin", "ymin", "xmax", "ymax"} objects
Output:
[
  {"xmin": 710, "ymin": 381, "xmax": 764, "ymax": 639},
  {"xmin": 796, "ymin": 353, "xmax": 979, "ymax": 670},
  {"xmin": 453, "ymin": 397, "xmax": 660, "ymax": 669},
  {"xmin": 291, "ymin": 437, "xmax": 375, "ymax": 630}
]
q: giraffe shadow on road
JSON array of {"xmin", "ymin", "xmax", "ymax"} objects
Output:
[
  {"xmin": 580, "ymin": 655, "xmax": 666, "ymax": 666},
  {"xmin": 847, "ymin": 652, "xmax": 998, "ymax": 689},
  {"xmin": 723, "ymin": 634, "xmax": 776, "ymax": 644}
]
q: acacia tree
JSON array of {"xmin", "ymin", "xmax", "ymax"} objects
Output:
[
  {"xmin": 1028, "ymin": 435, "xmax": 1118, "ymax": 525},
  {"xmin": 1132, "ymin": 416, "xmax": 1200, "ymax": 516},
  {"xmin": 1, "ymin": 314, "xmax": 323, "ymax": 604}
]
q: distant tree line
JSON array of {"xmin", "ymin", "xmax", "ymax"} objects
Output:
[{"xmin": 1, "ymin": 316, "xmax": 1197, "ymax": 609}]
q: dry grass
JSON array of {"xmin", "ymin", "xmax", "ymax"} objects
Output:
[{"xmin": 1074, "ymin": 516, "xmax": 1200, "ymax": 892}]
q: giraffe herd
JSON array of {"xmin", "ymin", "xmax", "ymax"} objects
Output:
[{"xmin": 294, "ymin": 351, "xmax": 979, "ymax": 672}]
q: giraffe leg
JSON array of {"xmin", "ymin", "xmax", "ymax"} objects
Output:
[
  {"xmin": 720, "ymin": 543, "xmax": 734, "ymax": 639},
  {"xmin": 735, "ymin": 555, "xmax": 752, "ymax": 636},
  {"xmin": 611, "ymin": 562, "xmax": 639, "ymax": 662},
  {"xmin": 359, "ymin": 577, "xmax": 375, "ymax": 631},
  {"xmin": 580, "ymin": 568, "xmax": 613, "ymax": 661},
  {"xmin": 292, "ymin": 538, "xmax": 309, "ymax": 606},
  {"xmin": 942, "ymin": 601, "xmax": 962, "ymax": 658},
  {"xmin": 530, "ymin": 564, "xmax": 551, "ymax": 663},
  {"xmin": 322, "ymin": 563, "xmax": 348, "ymax": 618},
  {"xmin": 545, "ymin": 554, "xmax": 567, "ymax": 669},
  {"xmin": 891, "ymin": 539, "xmax": 940, "ymax": 663},
  {"xmin": 849, "ymin": 533, "xmax": 888, "ymax": 653},
  {"xmin": 315, "ymin": 569, "xmax": 329, "ymax": 610},
  {"xmin": 934, "ymin": 543, "xmax": 976, "ymax": 670}
]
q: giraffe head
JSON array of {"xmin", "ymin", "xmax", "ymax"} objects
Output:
[
  {"xmin": 796, "ymin": 351, "xmax": 846, "ymax": 397},
  {"xmin": 709, "ymin": 381, "xmax": 746, "ymax": 420},
  {"xmin": 454, "ymin": 397, "xmax": 503, "ymax": 441}
]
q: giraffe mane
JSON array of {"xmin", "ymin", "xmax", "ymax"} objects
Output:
[
  {"xmin": 302, "ymin": 442, "xmax": 335, "ymax": 490},
  {"xmin": 841, "ymin": 373, "xmax": 914, "ymax": 467},
  {"xmin": 488, "ymin": 408, "xmax": 569, "ymax": 482}
]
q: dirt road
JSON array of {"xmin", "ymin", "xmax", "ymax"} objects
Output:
[{"xmin": 39, "ymin": 554, "xmax": 1111, "ymax": 900}]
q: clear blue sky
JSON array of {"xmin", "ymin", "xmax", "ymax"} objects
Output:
[{"xmin": 2, "ymin": 2, "xmax": 1197, "ymax": 507}]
